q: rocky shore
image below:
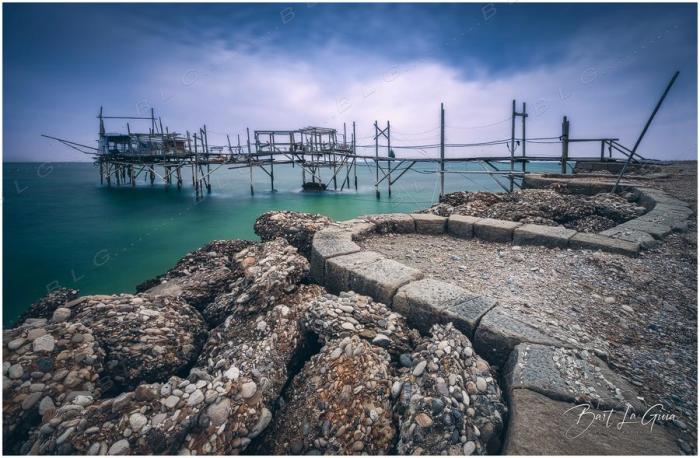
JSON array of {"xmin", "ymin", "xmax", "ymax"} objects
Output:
[
  {"xmin": 4, "ymin": 169, "xmax": 695, "ymax": 455},
  {"xmin": 4, "ymin": 213, "xmax": 507, "ymax": 455},
  {"xmin": 422, "ymin": 186, "xmax": 646, "ymax": 232}
]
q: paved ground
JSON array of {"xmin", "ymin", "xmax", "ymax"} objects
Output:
[{"xmin": 359, "ymin": 166, "xmax": 697, "ymax": 453}]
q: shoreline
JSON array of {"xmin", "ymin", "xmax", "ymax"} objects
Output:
[{"xmin": 3, "ymin": 166, "xmax": 696, "ymax": 455}]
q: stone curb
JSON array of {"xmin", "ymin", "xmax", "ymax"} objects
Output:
[
  {"xmin": 309, "ymin": 179, "xmax": 693, "ymax": 365},
  {"xmin": 306, "ymin": 179, "xmax": 690, "ymax": 456},
  {"xmin": 392, "ymin": 278, "xmax": 496, "ymax": 338}
]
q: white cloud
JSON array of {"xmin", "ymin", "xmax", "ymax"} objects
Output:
[{"xmin": 137, "ymin": 27, "xmax": 696, "ymax": 162}]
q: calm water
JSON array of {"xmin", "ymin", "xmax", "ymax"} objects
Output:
[{"xmin": 3, "ymin": 160, "xmax": 561, "ymax": 325}]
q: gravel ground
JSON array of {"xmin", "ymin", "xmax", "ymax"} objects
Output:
[{"xmin": 360, "ymin": 166, "xmax": 697, "ymax": 453}]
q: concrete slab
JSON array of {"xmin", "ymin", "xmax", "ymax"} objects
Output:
[
  {"xmin": 615, "ymin": 220, "xmax": 672, "ymax": 239},
  {"xmin": 392, "ymin": 279, "xmax": 496, "ymax": 337},
  {"xmin": 325, "ymin": 251, "xmax": 423, "ymax": 304},
  {"xmin": 447, "ymin": 215, "xmax": 480, "ymax": 239},
  {"xmin": 504, "ymin": 343, "xmax": 643, "ymax": 411},
  {"xmin": 600, "ymin": 227, "xmax": 658, "ymax": 249},
  {"xmin": 513, "ymin": 224, "xmax": 577, "ymax": 248},
  {"xmin": 473, "ymin": 218, "xmax": 521, "ymax": 243},
  {"xmin": 503, "ymin": 389, "xmax": 680, "ymax": 455},
  {"xmin": 337, "ymin": 219, "xmax": 377, "ymax": 240},
  {"xmin": 568, "ymin": 232, "xmax": 640, "ymax": 256},
  {"xmin": 473, "ymin": 307, "xmax": 563, "ymax": 367},
  {"xmin": 310, "ymin": 229, "xmax": 362, "ymax": 283},
  {"xmin": 361, "ymin": 213, "xmax": 415, "ymax": 234},
  {"xmin": 410, "ymin": 213, "xmax": 447, "ymax": 234}
]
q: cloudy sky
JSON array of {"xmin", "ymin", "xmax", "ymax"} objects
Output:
[{"xmin": 3, "ymin": 3, "xmax": 697, "ymax": 161}]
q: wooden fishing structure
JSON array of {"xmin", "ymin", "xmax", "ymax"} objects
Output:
[{"xmin": 43, "ymin": 71, "xmax": 679, "ymax": 199}]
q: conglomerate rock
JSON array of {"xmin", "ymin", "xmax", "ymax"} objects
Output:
[
  {"xmin": 136, "ymin": 240, "xmax": 253, "ymax": 310},
  {"xmin": 13, "ymin": 288, "xmax": 80, "ymax": 326},
  {"xmin": 23, "ymin": 376, "xmax": 202, "ymax": 455},
  {"xmin": 203, "ymin": 238, "xmax": 309, "ymax": 325},
  {"xmin": 303, "ymin": 291, "xmax": 420, "ymax": 357},
  {"xmin": 70, "ymin": 294, "xmax": 207, "ymax": 390},
  {"xmin": 25, "ymin": 285, "xmax": 325, "ymax": 456},
  {"xmin": 183, "ymin": 284, "xmax": 324, "ymax": 454},
  {"xmin": 3, "ymin": 319, "xmax": 105, "ymax": 453},
  {"xmin": 394, "ymin": 323, "xmax": 507, "ymax": 455},
  {"xmin": 254, "ymin": 211, "xmax": 333, "ymax": 257},
  {"xmin": 264, "ymin": 336, "xmax": 396, "ymax": 454},
  {"xmin": 424, "ymin": 189, "xmax": 645, "ymax": 233}
]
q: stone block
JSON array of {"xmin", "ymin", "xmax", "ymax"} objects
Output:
[
  {"xmin": 410, "ymin": 213, "xmax": 447, "ymax": 234},
  {"xmin": 337, "ymin": 219, "xmax": 377, "ymax": 240},
  {"xmin": 362, "ymin": 213, "xmax": 416, "ymax": 234},
  {"xmin": 310, "ymin": 229, "xmax": 362, "ymax": 283},
  {"xmin": 615, "ymin": 220, "xmax": 672, "ymax": 239},
  {"xmin": 568, "ymin": 233, "xmax": 640, "ymax": 256},
  {"xmin": 513, "ymin": 224, "xmax": 577, "ymax": 248},
  {"xmin": 504, "ymin": 343, "xmax": 643, "ymax": 411},
  {"xmin": 392, "ymin": 279, "xmax": 496, "ymax": 337},
  {"xmin": 473, "ymin": 218, "xmax": 521, "ymax": 243},
  {"xmin": 325, "ymin": 251, "xmax": 423, "ymax": 304},
  {"xmin": 600, "ymin": 227, "xmax": 658, "ymax": 249},
  {"xmin": 447, "ymin": 215, "xmax": 480, "ymax": 239},
  {"xmin": 503, "ymin": 389, "xmax": 679, "ymax": 455},
  {"xmin": 473, "ymin": 307, "xmax": 563, "ymax": 367}
]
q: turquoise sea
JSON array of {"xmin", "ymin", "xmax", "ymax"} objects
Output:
[{"xmin": 3, "ymin": 160, "xmax": 561, "ymax": 325}]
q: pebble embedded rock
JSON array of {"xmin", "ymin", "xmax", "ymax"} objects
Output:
[
  {"xmin": 203, "ymin": 238, "xmax": 309, "ymax": 325},
  {"xmin": 302, "ymin": 290, "xmax": 420, "ymax": 357},
  {"xmin": 254, "ymin": 211, "xmax": 333, "ymax": 257},
  {"xmin": 136, "ymin": 240, "xmax": 254, "ymax": 310},
  {"xmin": 70, "ymin": 293, "xmax": 207, "ymax": 389},
  {"xmin": 395, "ymin": 323, "xmax": 507, "ymax": 455},
  {"xmin": 2, "ymin": 320, "xmax": 105, "ymax": 453},
  {"xmin": 182, "ymin": 284, "xmax": 324, "ymax": 454},
  {"xmin": 14, "ymin": 288, "xmax": 80, "ymax": 326},
  {"xmin": 263, "ymin": 336, "xmax": 396, "ymax": 454},
  {"xmin": 424, "ymin": 188, "xmax": 645, "ymax": 233}
]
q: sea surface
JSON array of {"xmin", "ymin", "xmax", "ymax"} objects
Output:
[{"xmin": 3, "ymin": 160, "xmax": 561, "ymax": 325}]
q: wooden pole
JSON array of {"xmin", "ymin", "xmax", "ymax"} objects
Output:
[
  {"xmin": 270, "ymin": 133, "xmax": 275, "ymax": 192},
  {"xmin": 612, "ymin": 70, "xmax": 680, "ymax": 192},
  {"xmin": 247, "ymin": 127, "xmax": 254, "ymax": 195},
  {"xmin": 510, "ymin": 99, "xmax": 516, "ymax": 192},
  {"xmin": 204, "ymin": 125, "xmax": 211, "ymax": 193},
  {"xmin": 387, "ymin": 120, "xmax": 392, "ymax": 197},
  {"xmin": 374, "ymin": 121, "xmax": 380, "ymax": 198},
  {"xmin": 561, "ymin": 116, "xmax": 570, "ymax": 175},
  {"xmin": 353, "ymin": 122, "xmax": 358, "ymax": 190},
  {"xmin": 440, "ymin": 103, "xmax": 445, "ymax": 198},
  {"xmin": 601, "ymin": 140, "xmax": 605, "ymax": 161},
  {"xmin": 521, "ymin": 102, "xmax": 527, "ymax": 175}
]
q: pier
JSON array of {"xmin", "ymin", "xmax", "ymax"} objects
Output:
[{"xmin": 43, "ymin": 72, "xmax": 678, "ymax": 199}]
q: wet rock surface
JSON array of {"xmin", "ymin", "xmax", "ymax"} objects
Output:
[
  {"xmin": 3, "ymin": 319, "xmax": 105, "ymax": 453},
  {"xmin": 71, "ymin": 294, "xmax": 207, "ymax": 390},
  {"xmin": 203, "ymin": 238, "xmax": 309, "ymax": 325},
  {"xmin": 13, "ymin": 288, "xmax": 80, "ymax": 326},
  {"xmin": 254, "ymin": 210, "xmax": 333, "ymax": 257},
  {"xmin": 303, "ymin": 290, "xmax": 420, "ymax": 357},
  {"xmin": 394, "ymin": 323, "xmax": 507, "ymax": 455},
  {"xmin": 263, "ymin": 336, "xmax": 396, "ymax": 454},
  {"xmin": 423, "ymin": 188, "xmax": 646, "ymax": 233},
  {"xmin": 136, "ymin": 240, "xmax": 253, "ymax": 310}
]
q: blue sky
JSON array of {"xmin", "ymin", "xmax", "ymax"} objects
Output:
[{"xmin": 3, "ymin": 3, "xmax": 697, "ymax": 161}]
